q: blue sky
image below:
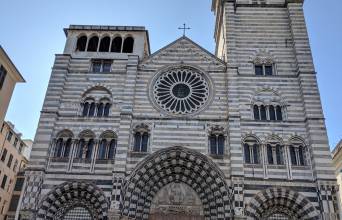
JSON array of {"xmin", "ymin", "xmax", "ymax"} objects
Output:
[{"xmin": 1, "ymin": 0, "xmax": 341, "ymax": 149}]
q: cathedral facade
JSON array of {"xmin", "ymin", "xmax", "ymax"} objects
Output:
[{"xmin": 19, "ymin": 0, "xmax": 338, "ymax": 219}]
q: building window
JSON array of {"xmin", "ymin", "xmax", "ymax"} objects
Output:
[
  {"xmin": 91, "ymin": 60, "xmax": 112, "ymax": 73},
  {"xmin": 13, "ymin": 159, "xmax": 18, "ymax": 172},
  {"xmin": 7, "ymin": 131, "xmax": 13, "ymax": 142},
  {"xmin": 243, "ymin": 138, "xmax": 260, "ymax": 164},
  {"xmin": 99, "ymin": 36, "xmax": 111, "ymax": 52},
  {"xmin": 267, "ymin": 144, "xmax": 284, "ymax": 165},
  {"xmin": 87, "ymin": 36, "xmax": 99, "ymax": 52},
  {"xmin": 19, "ymin": 143, "xmax": 23, "ymax": 154},
  {"xmin": 76, "ymin": 36, "xmax": 87, "ymax": 52},
  {"xmin": 82, "ymin": 99, "xmax": 111, "ymax": 117},
  {"xmin": 98, "ymin": 133, "xmax": 117, "ymax": 160},
  {"xmin": 254, "ymin": 64, "xmax": 274, "ymax": 76},
  {"xmin": 253, "ymin": 104, "xmax": 284, "ymax": 121},
  {"xmin": 111, "ymin": 36, "xmax": 122, "ymax": 52},
  {"xmin": 13, "ymin": 138, "xmax": 18, "ymax": 147},
  {"xmin": 1, "ymin": 175, "xmax": 7, "ymax": 189},
  {"xmin": 209, "ymin": 134, "xmax": 225, "ymax": 156},
  {"xmin": 133, "ymin": 132, "xmax": 148, "ymax": 152},
  {"xmin": 122, "ymin": 37, "xmax": 134, "ymax": 53},
  {"xmin": 7, "ymin": 154, "xmax": 13, "ymax": 168},
  {"xmin": 1, "ymin": 149, "xmax": 7, "ymax": 162},
  {"xmin": 0, "ymin": 65, "xmax": 7, "ymax": 90},
  {"xmin": 290, "ymin": 145, "xmax": 305, "ymax": 166}
]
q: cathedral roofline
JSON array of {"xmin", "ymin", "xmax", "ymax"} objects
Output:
[
  {"xmin": 144, "ymin": 36, "xmax": 226, "ymax": 66},
  {"xmin": 63, "ymin": 24, "xmax": 151, "ymax": 56}
]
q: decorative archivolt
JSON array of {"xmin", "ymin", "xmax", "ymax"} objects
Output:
[
  {"xmin": 36, "ymin": 181, "xmax": 109, "ymax": 220},
  {"xmin": 208, "ymin": 124, "xmax": 226, "ymax": 136},
  {"xmin": 242, "ymin": 133, "xmax": 306, "ymax": 146},
  {"xmin": 81, "ymin": 85, "xmax": 113, "ymax": 103},
  {"xmin": 245, "ymin": 187, "xmax": 320, "ymax": 220}
]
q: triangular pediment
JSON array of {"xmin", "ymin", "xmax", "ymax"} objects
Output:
[{"xmin": 141, "ymin": 36, "xmax": 226, "ymax": 69}]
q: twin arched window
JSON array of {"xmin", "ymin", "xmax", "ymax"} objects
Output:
[
  {"xmin": 133, "ymin": 124, "xmax": 149, "ymax": 152},
  {"xmin": 244, "ymin": 141, "xmax": 261, "ymax": 164},
  {"xmin": 82, "ymin": 100, "xmax": 111, "ymax": 117},
  {"xmin": 289, "ymin": 144, "xmax": 305, "ymax": 166},
  {"xmin": 253, "ymin": 105, "xmax": 283, "ymax": 121},
  {"xmin": 267, "ymin": 144, "xmax": 284, "ymax": 165},
  {"xmin": 77, "ymin": 138, "xmax": 94, "ymax": 159},
  {"xmin": 209, "ymin": 134, "xmax": 225, "ymax": 156},
  {"xmin": 76, "ymin": 35, "xmax": 134, "ymax": 53},
  {"xmin": 54, "ymin": 138, "xmax": 72, "ymax": 158}
]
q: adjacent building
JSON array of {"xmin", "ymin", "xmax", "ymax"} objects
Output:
[
  {"xmin": 332, "ymin": 140, "xmax": 342, "ymax": 217},
  {"xmin": 0, "ymin": 46, "xmax": 25, "ymax": 126},
  {"xmin": 0, "ymin": 121, "xmax": 31, "ymax": 220},
  {"xmin": 19, "ymin": 0, "xmax": 338, "ymax": 219}
]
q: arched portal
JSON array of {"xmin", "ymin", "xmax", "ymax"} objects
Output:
[
  {"xmin": 245, "ymin": 188, "xmax": 320, "ymax": 220},
  {"xmin": 121, "ymin": 146, "xmax": 233, "ymax": 220},
  {"xmin": 37, "ymin": 181, "xmax": 109, "ymax": 220}
]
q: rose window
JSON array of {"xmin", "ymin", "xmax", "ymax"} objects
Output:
[{"xmin": 152, "ymin": 67, "xmax": 210, "ymax": 115}]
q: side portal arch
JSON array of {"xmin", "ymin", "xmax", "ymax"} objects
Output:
[{"xmin": 121, "ymin": 146, "xmax": 233, "ymax": 219}]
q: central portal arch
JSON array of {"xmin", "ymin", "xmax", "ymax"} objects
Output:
[{"xmin": 121, "ymin": 146, "xmax": 233, "ymax": 219}]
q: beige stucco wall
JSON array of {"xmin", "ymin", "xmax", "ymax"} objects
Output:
[
  {"xmin": 0, "ymin": 122, "xmax": 30, "ymax": 220},
  {"xmin": 0, "ymin": 46, "xmax": 25, "ymax": 127}
]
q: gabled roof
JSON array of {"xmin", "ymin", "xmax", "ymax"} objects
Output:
[
  {"xmin": 142, "ymin": 36, "xmax": 226, "ymax": 67},
  {"xmin": 0, "ymin": 46, "xmax": 25, "ymax": 82}
]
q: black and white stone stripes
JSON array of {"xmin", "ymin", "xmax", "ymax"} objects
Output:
[{"xmin": 121, "ymin": 146, "xmax": 233, "ymax": 219}]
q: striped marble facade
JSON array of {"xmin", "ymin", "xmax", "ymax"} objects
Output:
[{"xmin": 19, "ymin": 0, "xmax": 338, "ymax": 219}]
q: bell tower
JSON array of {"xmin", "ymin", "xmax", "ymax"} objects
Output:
[{"xmin": 212, "ymin": 0, "xmax": 339, "ymax": 219}]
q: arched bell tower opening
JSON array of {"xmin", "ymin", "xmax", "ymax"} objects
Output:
[{"xmin": 121, "ymin": 146, "xmax": 233, "ymax": 220}]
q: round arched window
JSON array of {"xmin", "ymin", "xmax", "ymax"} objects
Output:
[{"xmin": 151, "ymin": 66, "xmax": 212, "ymax": 116}]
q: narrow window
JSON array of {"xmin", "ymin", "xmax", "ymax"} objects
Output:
[
  {"xmin": 298, "ymin": 146, "xmax": 305, "ymax": 166},
  {"xmin": 97, "ymin": 103, "xmax": 104, "ymax": 117},
  {"xmin": 252, "ymin": 144, "xmax": 259, "ymax": 164},
  {"xmin": 276, "ymin": 145, "xmax": 283, "ymax": 165},
  {"xmin": 92, "ymin": 61, "xmax": 102, "ymax": 72},
  {"xmin": 1, "ymin": 175, "xmax": 7, "ymax": 189},
  {"xmin": 99, "ymin": 36, "xmax": 110, "ymax": 52},
  {"xmin": 290, "ymin": 145, "xmax": 297, "ymax": 165},
  {"xmin": 76, "ymin": 36, "xmax": 87, "ymax": 52},
  {"xmin": 267, "ymin": 144, "xmax": 274, "ymax": 164},
  {"xmin": 111, "ymin": 37, "xmax": 122, "ymax": 52},
  {"xmin": 253, "ymin": 105, "xmax": 260, "ymax": 120},
  {"xmin": 98, "ymin": 139, "xmax": 107, "ymax": 159},
  {"xmin": 133, "ymin": 133, "xmax": 141, "ymax": 152},
  {"xmin": 276, "ymin": 106, "xmax": 283, "ymax": 121},
  {"xmin": 244, "ymin": 143, "xmax": 251, "ymax": 164},
  {"xmin": 104, "ymin": 103, "xmax": 111, "ymax": 117},
  {"xmin": 82, "ymin": 102, "xmax": 90, "ymax": 117},
  {"xmin": 1, "ymin": 148, "xmax": 7, "ymax": 161},
  {"xmin": 13, "ymin": 138, "xmax": 18, "ymax": 147},
  {"xmin": 141, "ymin": 132, "xmax": 149, "ymax": 152},
  {"xmin": 63, "ymin": 138, "xmax": 72, "ymax": 158},
  {"xmin": 54, "ymin": 138, "xmax": 63, "ymax": 157},
  {"xmin": 19, "ymin": 143, "xmax": 23, "ymax": 154},
  {"xmin": 255, "ymin": 65, "xmax": 263, "ymax": 76},
  {"xmin": 0, "ymin": 65, "xmax": 7, "ymax": 90},
  {"xmin": 217, "ymin": 135, "xmax": 225, "ymax": 155},
  {"xmin": 122, "ymin": 37, "xmax": 134, "ymax": 53},
  {"xmin": 7, "ymin": 154, "xmax": 13, "ymax": 168},
  {"xmin": 77, "ymin": 139, "xmax": 85, "ymax": 158},
  {"xmin": 87, "ymin": 36, "xmax": 99, "ymax": 52},
  {"xmin": 265, "ymin": 65, "xmax": 273, "ymax": 76},
  {"xmin": 108, "ymin": 139, "xmax": 117, "ymax": 159},
  {"xmin": 88, "ymin": 103, "xmax": 96, "ymax": 117},
  {"xmin": 7, "ymin": 131, "xmax": 13, "ymax": 142},
  {"xmin": 260, "ymin": 105, "xmax": 267, "ymax": 120},
  {"xmin": 269, "ymin": 105, "xmax": 276, "ymax": 121},
  {"xmin": 102, "ymin": 61, "xmax": 112, "ymax": 72},
  {"xmin": 209, "ymin": 135, "xmax": 217, "ymax": 155},
  {"xmin": 85, "ymin": 139, "xmax": 94, "ymax": 159}
]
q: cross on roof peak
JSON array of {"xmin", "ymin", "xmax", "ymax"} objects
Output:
[{"xmin": 178, "ymin": 23, "xmax": 191, "ymax": 36}]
